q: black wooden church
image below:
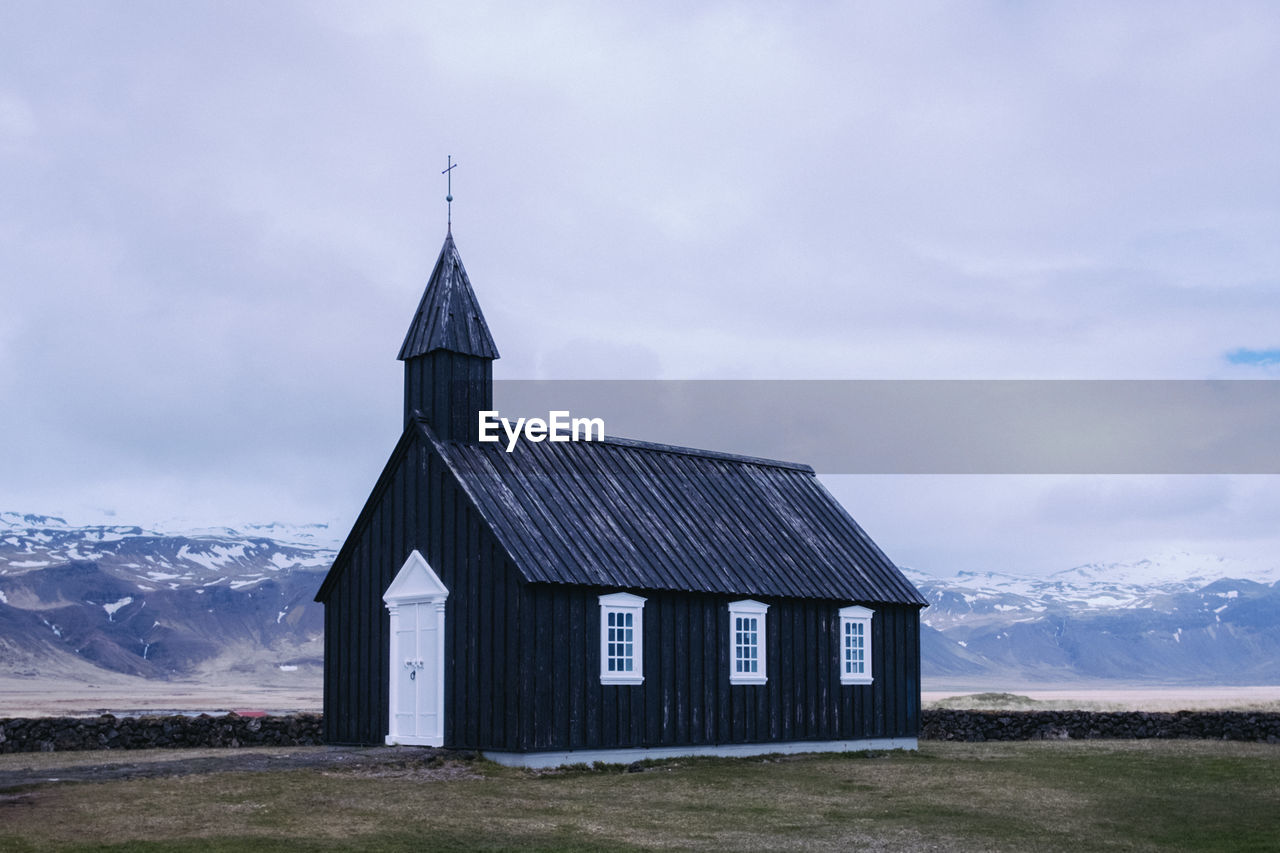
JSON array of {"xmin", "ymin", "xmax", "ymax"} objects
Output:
[{"xmin": 315, "ymin": 231, "xmax": 928, "ymax": 766}]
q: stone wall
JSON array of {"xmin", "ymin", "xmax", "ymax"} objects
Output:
[
  {"xmin": 2, "ymin": 710, "xmax": 1278, "ymax": 753},
  {"xmin": 0, "ymin": 713, "xmax": 322, "ymax": 754},
  {"xmin": 920, "ymin": 709, "xmax": 1280, "ymax": 743}
]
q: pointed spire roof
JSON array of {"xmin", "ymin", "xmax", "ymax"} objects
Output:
[{"xmin": 398, "ymin": 234, "xmax": 500, "ymax": 361}]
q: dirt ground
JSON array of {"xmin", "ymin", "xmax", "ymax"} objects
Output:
[
  {"xmin": 921, "ymin": 684, "xmax": 1280, "ymax": 711},
  {"xmin": 0, "ymin": 674, "xmax": 322, "ymax": 717}
]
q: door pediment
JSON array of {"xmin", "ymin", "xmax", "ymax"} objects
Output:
[{"xmin": 384, "ymin": 550, "xmax": 448, "ymax": 604}]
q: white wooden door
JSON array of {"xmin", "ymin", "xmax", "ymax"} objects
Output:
[
  {"xmin": 393, "ymin": 601, "xmax": 441, "ymax": 742},
  {"xmin": 383, "ymin": 550, "xmax": 448, "ymax": 747}
]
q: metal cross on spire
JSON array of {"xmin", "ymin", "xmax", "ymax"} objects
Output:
[{"xmin": 443, "ymin": 155, "xmax": 458, "ymax": 234}]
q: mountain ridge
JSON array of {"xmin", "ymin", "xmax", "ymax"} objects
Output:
[
  {"xmin": 0, "ymin": 513, "xmax": 331, "ymax": 683},
  {"xmin": 904, "ymin": 554, "xmax": 1280, "ymax": 685},
  {"xmin": 3, "ymin": 512, "xmax": 1277, "ymax": 688}
]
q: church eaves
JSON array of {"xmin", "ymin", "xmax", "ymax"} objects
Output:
[{"xmin": 398, "ymin": 234, "xmax": 500, "ymax": 361}]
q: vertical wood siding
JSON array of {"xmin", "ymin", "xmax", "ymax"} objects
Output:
[
  {"xmin": 322, "ymin": 436, "xmax": 525, "ymax": 746},
  {"xmin": 403, "ymin": 352, "xmax": 492, "ymax": 439},
  {"xmin": 501, "ymin": 584, "xmax": 920, "ymax": 752}
]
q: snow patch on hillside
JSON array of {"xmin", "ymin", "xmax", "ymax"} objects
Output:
[
  {"xmin": 102, "ymin": 596, "xmax": 133, "ymax": 621},
  {"xmin": 1053, "ymin": 552, "xmax": 1280, "ymax": 588},
  {"xmin": 905, "ymin": 551, "xmax": 1280, "ymax": 610}
]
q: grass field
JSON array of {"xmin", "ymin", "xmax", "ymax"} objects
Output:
[{"xmin": 1, "ymin": 740, "xmax": 1277, "ymax": 852}]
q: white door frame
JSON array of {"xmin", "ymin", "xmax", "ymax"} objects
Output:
[{"xmin": 383, "ymin": 550, "xmax": 448, "ymax": 746}]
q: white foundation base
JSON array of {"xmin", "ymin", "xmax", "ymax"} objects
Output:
[{"xmin": 482, "ymin": 736, "xmax": 918, "ymax": 768}]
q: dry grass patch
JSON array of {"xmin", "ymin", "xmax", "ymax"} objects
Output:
[{"xmin": 0, "ymin": 741, "xmax": 1276, "ymax": 852}]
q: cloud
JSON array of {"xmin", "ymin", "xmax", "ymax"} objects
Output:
[
  {"xmin": 827, "ymin": 474, "xmax": 1280, "ymax": 577},
  {"xmin": 0, "ymin": 90, "xmax": 36, "ymax": 145},
  {"xmin": 1, "ymin": 2, "xmax": 1278, "ymax": 570},
  {"xmin": 1036, "ymin": 477, "xmax": 1235, "ymax": 525}
]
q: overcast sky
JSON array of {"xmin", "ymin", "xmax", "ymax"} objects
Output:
[{"xmin": 2, "ymin": 1, "xmax": 1278, "ymax": 575}]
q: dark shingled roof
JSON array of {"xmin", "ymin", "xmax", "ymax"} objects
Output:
[
  {"xmin": 425, "ymin": 421, "xmax": 926, "ymax": 605},
  {"xmin": 398, "ymin": 234, "xmax": 500, "ymax": 360}
]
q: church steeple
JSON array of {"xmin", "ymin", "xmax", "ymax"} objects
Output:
[{"xmin": 398, "ymin": 233, "xmax": 499, "ymax": 439}]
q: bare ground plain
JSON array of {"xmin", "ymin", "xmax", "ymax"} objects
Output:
[
  {"xmin": 4, "ymin": 671, "xmax": 1280, "ymax": 716},
  {"xmin": 0, "ymin": 673, "xmax": 323, "ymax": 717},
  {"xmin": 921, "ymin": 683, "xmax": 1280, "ymax": 711}
]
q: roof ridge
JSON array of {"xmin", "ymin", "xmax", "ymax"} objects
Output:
[
  {"xmin": 432, "ymin": 424, "xmax": 813, "ymax": 473},
  {"xmin": 597, "ymin": 435, "xmax": 813, "ymax": 472}
]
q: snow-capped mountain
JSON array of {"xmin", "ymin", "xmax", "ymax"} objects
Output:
[
  {"xmin": 0, "ymin": 513, "xmax": 337, "ymax": 681},
  {"xmin": 906, "ymin": 553, "xmax": 1280, "ymax": 684}
]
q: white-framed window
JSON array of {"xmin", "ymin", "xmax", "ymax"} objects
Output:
[
  {"xmin": 599, "ymin": 592, "xmax": 645, "ymax": 684},
  {"xmin": 839, "ymin": 605, "xmax": 874, "ymax": 685},
  {"xmin": 728, "ymin": 599, "xmax": 769, "ymax": 685}
]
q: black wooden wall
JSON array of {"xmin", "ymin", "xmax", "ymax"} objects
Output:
[
  {"xmin": 402, "ymin": 351, "xmax": 491, "ymax": 438},
  {"xmin": 496, "ymin": 585, "xmax": 920, "ymax": 752},
  {"xmin": 321, "ymin": 430, "xmax": 522, "ymax": 747}
]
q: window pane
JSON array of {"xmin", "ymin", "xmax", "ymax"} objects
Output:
[{"xmin": 843, "ymin": 619, "xmax": 868, "ymax": 676}]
